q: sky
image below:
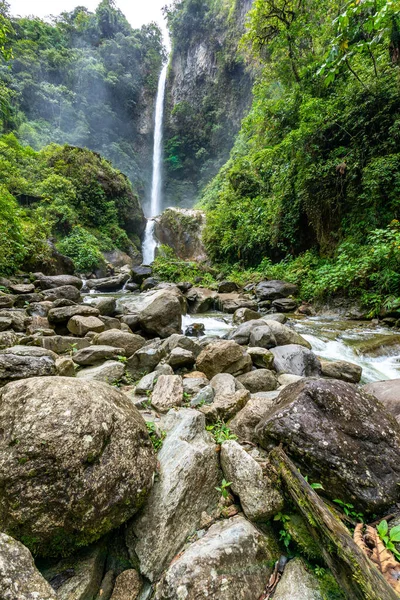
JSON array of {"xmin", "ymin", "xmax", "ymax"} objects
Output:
[{"xmin": 8, "ymin": 0, "xmax": 169, "ymax": 39}]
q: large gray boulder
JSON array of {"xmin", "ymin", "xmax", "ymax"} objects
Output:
[
  {"xmin": 34, "ymin": 274, "xmax": 83, "ymax": 290},
  {"xmin": 237, "ymin": 369, "xmax": 278, "ymax": 393},
  {"xmin": 48, "ymin": 305, "xmax": 99, "ymax": 325},
  {"xmin": 363, "ymin": 379, "xmax": 400, "ymax": 422},
  {"xmin": 86, "ymin": 273, "xmax": 130, "ymax": 292},
  {"xmin": 0, "ymin": 346, "xmax": 57, "ymax": 385},
  {"xmin": 126, "ymin": 340, "xmax": 167, "ymax": 379},
  {"xmin": 0, "ymin": 377, "xmax": 156, "ymax": 557},
  {"xmin": 0, "ymin": 532, "xmax": 57, "ymax": 599},
  {"xmin": 256, "ymin": 378, "xmax": 400, "ymax": 512},
  {"xmin": 154, "ymin": 516, "xmax": 278, "ymax": 600},
  {"xmin": 127, "ymin": 409, "xmax": 221, "ymax": 581},
  {"xmin": 83, "ymin": 296, "xmax": 117, "ymax": 316},
  {"xmin": 196, "ymin": 340, "xmax": 252, "ymax": 380},
  {"xmin": 67, "ymin": 315, "xmax": 105, "ymax": 336},
  {"xmin": 320, "ymin": 359, "xmax": 362, "ymax": 383},
  {"xmin": 94, "ymin": 330, "xmax": 145, "ymax": 357},
  {"xmin": 139, "ymin": 290, "xmax": 183, "ymax": 338},
  {"xmin": 229, "ymin": 392, "xmax": 280, "ymax": 442},
  {"xmin": 76, "ymin": 360, "xmax": 125, "ymax": 384},
  {"xmin": 35, "ymin": 335, "xmax": 90, "ymax": 354},
  {"xmin": 220, "ymin": 440, "xmax": 283, "ymax": 521},
  {"xmin": 72, "ymin": 345, "xmax": 125, "ymax": 366},
  {"xmin": 0, "ymin": 309, "xmax": 30, "ymax": 331},
  {"xmin": 42, "ymin": 285, "xmax": 81, "ymax": 302},
  {"xmin": 272, "ymin": 558, "xmax": 323, "ymax": 600},
  {"xmin": 271, "ymin": 344, "xmax": 321, "ymax": 376},
  {"xmin": 186, "ymin": 287, "xmax": 217, "ymax": 313},
  {"xmin": 255, "ymin": 280, "xmax": 298, "ymax": 301},
  {"xmin": 230, "ymin": 319, "xmax": 309, "ymax": 348}
]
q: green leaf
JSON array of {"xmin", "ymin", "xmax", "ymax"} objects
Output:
[
  {"xmin": 389, "ymin": 525, "xmax": 400, "ymax": 542},
  {"xmin": 377, "ymin": 520, "xmax": 389, "ymax": 537}
]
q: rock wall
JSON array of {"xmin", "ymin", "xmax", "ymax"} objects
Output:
[{"xmin": 155, "ymin": 208, "xmax": 208, "ymax": 261}]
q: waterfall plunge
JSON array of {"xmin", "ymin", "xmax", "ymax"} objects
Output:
[{"xmin": 141, "ymin": 63, "xmax": 168, "ymax": 265}]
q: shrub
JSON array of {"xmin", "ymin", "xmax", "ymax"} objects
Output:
[{"xmin": 57, "ymin": 226, "xmax": 102, "ymax": 272}]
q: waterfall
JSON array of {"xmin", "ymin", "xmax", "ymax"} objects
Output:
[{"xmin": 141, "ymin": 62, "xmax": 168, "ymax": 264}]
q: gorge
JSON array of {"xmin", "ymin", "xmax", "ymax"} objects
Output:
[{"xmin": 1, "ymin": 1, "xmax": 400, "ymax": 599}]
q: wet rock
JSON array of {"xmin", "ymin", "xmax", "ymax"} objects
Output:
[
  {"xmin": 72, "ymin": 345, "xmax": 125, "ymax": 366},
  {"xmin": 221, "ymin": 440, "xmax": 283, "ymax": 521},
  {"xmin": 216, "ymin": 293, "xmax": 258, "ymax": 314},
  {"xmin": 34, "ymin": 274, "xmax": 83, "ymax": 290},
  {"xmin": 249, "ymin": 321, "xmax": 310, "ymax": 349},
  {"xmin": 200, "ymin": 389, "xmax": 250, "ymax": 422},
  {"xmin": 76, "ymin": 360, "xmax": 125, "ymax": 384},
  {"xmin": 196, "ymin": 340, "xmax": 252, "ymax": 379},
  {"xmin": 68, "ymin": 315, "xmax": 105, "ymax": 336},
  {"xmin": 0, "ymin": 532, "xmax": 56, "ymax": 599},
  {"xmin": 41, "ymin": 543, "xmax": 106, "ymax": 600},
  {"xmin": 271, "ymin": 298, "xmax": 298, "ymax": 312},
  {"xmin": 232, "ymin": 307, "xmax": 261, "ymax": 324},
  {"xmin": 167, "ymin": 347, "xmax": 195, "ymax": 369},
  {"xmin": 237, "ymin": 369, "xmax": 278, "ymax": 393},
  {"xmin": 256, "ymin": 378, "xmax": 400, "ymax": 512},
  {"xmin": 186, "ymin": 287, "xmax": 217, "ymax": 313},
  {"xmin": 363, "ymin": 378, "xmax": 400, "ymax": 422},
  {"xmin": 151, "ymin": 374, "xmax": 183, "ymax": 412},
  {"xmin": 42, "ymin": 285, "xmax": 82, "ymax": 302},
  {"xmin": 131, "ymin": 265, "xmax": 152, "ymax": 284},
  {"xmin": 83, "ymin": 296, "xmax": 117, "ymax": 316},
  {"xmin": 271, "ymin": 344, "xmax": 321, "ymax": 376},
  {"xmin": 255, "ymin": 280, "xmax": 298, "ymax": 301},
  {"xmin": 190, "ymin": 385, "xmax": 215, "ymax": 407},
  {"xmin": 320, "ymin": 359, "xmax": 362, "ymax": 384},
  {"xmin": 185, "ymin": 322, "xmax": 205, "ymax": 337},
  {"xmin": 0, "ymin": 377, "xmax": 156, "ymax": 557},
  {"xmin": 272, "ymin": 558, "xmax": 323, "ymax": 600},
  {"xmin": 94, "ymin": 330, "xmax": 145, "ymax": 357},
  {"xmin": 154, "ymin": 516, "xmax": 277, "ymax": 600},
  {"xmin": 229, "ymin": 392, "xmax": 280, "ymax": 442},
  {"xmin": 86, "ymin": 273, "xmax": 130, "ymax": 292},
  {"xmin": 141, "ymin": 277, "xmax": 159, "ymax": 291},
  {"xmin": 127, "ymin": 409, "xmax": 220, "ymax": 581},
  {"xmin": 48, "ymin": 305, "xmax": 100, "ymax": 325},
  {"xmin": 247, "ymin": 346, "xmax": 275, "ymax": 369},
  {"xmin": 110, "ymin": 570, "xmax": 141, "ymax": 600}
]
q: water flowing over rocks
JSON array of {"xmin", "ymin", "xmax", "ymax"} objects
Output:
[{"xmin": 0, "ymin": 377, "xmax": 156, "ymax": 557}]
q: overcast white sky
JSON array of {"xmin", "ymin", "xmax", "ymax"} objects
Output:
[{"xmin": 9, "ymin": 0, "xmax": 169, "ymax": 40}]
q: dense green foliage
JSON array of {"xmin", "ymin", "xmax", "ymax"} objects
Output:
[
  {"xmin": 162, "ymin": 0, "xmax": 254, "ymax": 207},
  {"xmin": 0, "ymin": 0, "xmax": 164, "ymax": 195},
  {"xmin": 202, "ymin": 0, "xmax": 400, "ymax": 313},
  {"xmin": 0, "ymin": 134, "xmax": 144, "ymax": 274}
]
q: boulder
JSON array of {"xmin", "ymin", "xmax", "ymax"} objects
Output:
[
  {"xmin": 131, "ymin": 265, "xmax": 152, "ymax": 284},
  {"xmin": 237, "ymin": 369, "xmax": 278, "ymax": 393},
  {"xmin": 186, "ymin": 287, "xmax": 217, "ymax": 313},
  {"xmin": 0, "ymin": 293, "xmax": 15, "ymax": 308},
  {"xmin": 221, "ymin": 440, "xmax": 283, "ymax": 521},
  {"xmin": 154, "ymin": 208, "xmax": 207, "ymax": 262},
  {"xmin": 0, "ymin": 331, "xmax": 19, "ymax": 349},
  {"xmin": 217, "ymin": 281, "xmax": 238, "ymax": 294},
  {"xmin": 196, "ymin": 340, "xmax": 252, "ymax": 379},
  {"xmin": 167, "ymin": 347, "xmax": 195, "ymax": 369},
  {"xmin": 255, "ymin": 280, "xmax": 298, "ymax": 301},
  {"xmin": 9, "ymin": 283, "xmax": 35, "ymax": 294},
  {"xmin": 183, "ymin": 375, "xmax": 209, "ymax": 396},
  {"xmin": 110, "ymin": 570, "xmax": 141, "ymax": 600},
  {"xmin": 99, "ymin": 315, "xmax": 121, "ymax": 331},
  {"xmin": 278, "ymin": 373, "xmax": 304, "ymax": 387},
  {"xmin": 86, "ymin": 273, "xmax": 129, "ymax": 292},
  {"xmin": 138, "ymin": 290, "xmax": 183, "ymax": 338},
  {"xmin": 34, "ymin": 274, "xmax": 83, "ymax": 290},
  {"xmin": 135, "ymin": 371, "xmax": 159, "ymax": 395},
  {"xmin": 249, "ymin": 321, "xmax": 310, "ymax": 349},
  {"xmin": 256, "ymin": 378, "xmax": 400, "ymax": 512},
  {"xmin": 35, "ymin": 335, "xmax": 90, "ymax": 354},
  {"xmin": 127, "ymin": 409, "xmax": 220, "ymax": 581},
  {"xmin": 83, "ymin": 296, "xmax": 117, "ymax": 316},
  {"xmin": 72, "ymin": 345, "xmax": 125, "ymax": 366},
  {"xmin": 363, "ymin": 379, "xmax": 400, "ymax": 422},
  {"xmin": 76, "ymin": 360, "xmax": 125, "ymax": 384},
  {"xmin": 41, "ymin": 543, "xmax": 106, "ymax": 600},
  {"xmin": 154, "ymin": 516, "xmax": 278, "ymax": 600},
  {"xmin": 126, "ymin": 341, "xmax": 167, "ymax": 379},
  {"xmin": 0, "ymin": 532, "xmax": 56, "ymax": 599},
  {"xmin": 94, "ymin": 330, "xmax": 145, "ymax": 357},
  {"xmin": 271, "ymin": 298, "xmax": 298, "ymax": 312},
  {"xmin": 14, "ymin": 292, "xmax": 44, "ymax": 308},
  {"xmin": 151, "ymin": 375, "xmax": 183, "ymax": 412},
  {"xmin": 0, "ymin": 316, "xmax": 12, "ymax": 331},
  {"xmin": 271, "ymin": 345, "xmax": 321, "ymax": 376},
  {"xmin": 141, "ymin": 277, "xmax": 159, "ymax": 291},
  {"xmin": 200, "ymin": 389, "xmax": 250, "ymax": 422},
  {"xmin": 190, "ymin": 385, "xmax": 215, "ymax": 407},
  {"xmin": 210, "ymin": 372, "xmax": 238, "ymax": 396},
  {"xmin": 0, "ymin": 347, "xmax": 56, "ymax": 385},
  {"xmin": 247, "ymin": 346, "xmax": 274, "ymax": 369},
  {"xmin": 42, "ymin": 285, "xmax": 82, "ymax": 302},
  {"xmin": 0, "ymin": 309, "xmax": 30, "ymax": 331},
  {"xmin": 216, "ymin": 294, "xmax": 258, "ymax": 314},
  {"xmin": 272, "ymin": 558, "xmax": 323, "ymax": 600},
  {"xmin": 320, "ymin": 359, "xmax": 362, "ymax": 384},
  {"xmin": 232, "ymin": 307, "xmax": 261, "ymax": 325},
  {"xmin": 48, "ymin": 305, "xmax": 100, "ymax": 325},
  {"xmin": 56, "ymin": 357, "xmax": 76, "ymax": 377},
  {"xmin": 229, "ymin": 392, "xmax": 280, "ymax": 442},
  {"xmin": 68, "ymin": 315, "xmax": 105, "ymax": 336},
  {"xmin": 0, "ymin": 377, "xmax": 156, "ymax": 556},
  {"xmin": 185, "ymin": 322, "xmax": 205, "ymax": 337},
  {"xmin": 161, "ymin": 333, "xmax": 201, "ymax": 357}
]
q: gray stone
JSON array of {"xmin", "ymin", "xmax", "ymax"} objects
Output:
[
  {"xmin": 271, "ymin": 298, "xmax": 298, "ymax": 312},
  {"xmin": 151, "ymin": 375, "xmax": 183, "ymax": 412},
  {"xmin": 0, "ymin": 293, "xmax": 15, "ymax": 308},
  {"xmin": 9, "ymin": 283, "xmax": 35, "ymax": 294},
  {"xmin": 68, "ymin": 315, "xmax": 105, "ymax": 336},
  {"xmin": 247, "ymin": 346, "xmax": 275, "ymax": 369},
  {"xmin": 42, "ymin": 285, "xmax": 82, "ymax": 302},
  {"xmin": 183, "ymin": 375, "xmax": 209, "ymax": 396},
  {"xmin": 272, "ymin": 558, "xmax": 323, "ymax": 600},
  {"xmin": 94, "ymin": 330, "xmax": 145, "ymax": 357},
  {"xmin": 249, "ymin": 321, "xmax": 310, "ymax": 349},
  {"xmin": 99, "ymin": 316, "xmax": 121, "ymax": 330},
  {"xmin": 0, "ymin": 331, "xmax": 18, "ymax": 350},
  {"xmin": 278, "ymin": 373, "xmax": 304, "ymax": 387},
  {"xmin": 167, "ymin": 347, "xmax": 195, "ymax": 369},
  {"xmin": 217, "ymin": 281, "xmax": 238, "ymax": 294},
  {"xmin": 35, "ymin": 335, "xmax": 90, "ymax": 354},
  {"xmin": 56, "ymin": 357, "xmax": 76, "ymax": 377},
  {"xmin": 0, "ymin": 350, "xmax": 56, "ymax": 385},
  {"xmin": 210, "ymin": 372, "xmax": 237, "ymax": 396},
  {"xmin": 0, "ymin": 532, "xmax": 56, "ymax": 599},
  {"xmin": 232, "ymin": 307, "xmax": 261, "ymax": 325},
  {"xmin": 255, "ymin": 280, "xmax": 298, "ymax": 301},
  {"xmin": 34, "ymin": 274, "xmax": 83, "ymax": 290},
  {"xmin": 0, "ymin": 377, "xmax": 156, "ymax": 557},
  {"xmin": 110, "ymin": 570, "xmax": 141, "ymax": 600},
  {"xmin": 76, "ymin": 360, "xmax": 125, "ymax": 384},
  {"xmin": 363, "ymin": 378, "xmax": 400, "ymax": 422},
  {"xmin": 73, "ymin": 345, "xmax": 125, "ymax": 366},
  {"xmin": 41, "ymin": 543, "xmax": 106, "ymax": 600},
  {"xmin": 196, "ymin": 340, "xmax": 252, "ymax": 379},
  {"xmin": 256, "ymin": 378, "xmax": 400, "ymax": 512},
  {"xmin": 320, "ymin": 359, "xmax": 362, "ymax": 383},
  {"xmin": 220, "ymin": 440, "xmax": 283, "ymax": 521},
  {"xmin": 126, "ymin": 340, "xmax": 167, "ymax": 379},
  {"xmin": 131, "ymin": 265, "xmax": 152, "ymax": 283},
  {"xmin": 83, "ymin": 296, "xmax": 117, "ymax": 316},
  {"xmin": 200, "ymin": 389, "xmax": 250, "ymax": 422},
  {"xmin": 0, "ymin": 309, "xmax": 30, "ymax": 332},
  {"xmin": 237, "ymin": 369, "xmax": 278, "ymax": 393},
  {"xmin": 216, "ymin": 293, "xmax": 258, "ymax": 314},
  {"xmin": 48, "ymin": 305, "xmax": 100, "ymax": 324},
  {"xmin": 139, "ymin": 290, "xmax": 183, "ymax": 338},
  {"xmin": 135, "ymin": 371, "xmax": 159, "ymax": 395},
  {"xmin": 86, "ymin": 273, "xmax": 129, "ymax": 292},
  {"xmin": 0, "ymin": 316, "xmax": 12, "ymax": 331},
  {"xmin": 127, "ymin": 409, "xmax": 221, "ymax": 581},
  {"xmin": 190, "ymin": 385, "xmax": 215, "ymax": 407},
  {"xmin": 229, "ymin": 393, "xmax": 280, "ymax": 442},
  {"xmin": 154, "ymin": 516, "xmax": 277, "ymax": 600},
  {"xmin": 271, "ymin": 344, "xmax": 321, "ymax": 376},
  {"xmin": 0, "ymin": 345, "xmax": 58, "ymax": 360},
  {"xmin": 186, "ymin": 287, "xmax": 217, "ymax": 313},
  {"xmin": 161, "ymin": 333, "xmax": 201, "ymax": 357}
]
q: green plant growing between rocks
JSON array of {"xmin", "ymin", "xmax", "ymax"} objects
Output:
[
  {"xmin": 376, "ymin": 520, "xmax": 400, "ymax": 561},
  {"xmin": 333, "ymin": 499, "xmax": 364, "ymax": 523},
  {"xmin": 206, "ymin": 421, "xmax": 237, "ymax": 444},
  {"xmin": 215, "ymin": 479, "xmax": 232, "ymax": 499},
  {"xmin": 146, "ymin": 422, "xmax": 166, "ymax": 452}
]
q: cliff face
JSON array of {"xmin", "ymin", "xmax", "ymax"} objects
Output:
[{"xmin": 163, "ymin": 0, "xmax": 255, "ymax": 209}]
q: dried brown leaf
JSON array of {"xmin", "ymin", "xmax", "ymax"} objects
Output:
[
  {"xmin": 354, "ymin": 523, "xmax": 372, "ymax": 558},
  {"xmin": 358, "ymin": 525, "xmax": 400, "ymax": 594}
]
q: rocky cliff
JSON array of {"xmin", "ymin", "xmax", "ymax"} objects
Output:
[{"xmin": 163, "ymin": 0, "xmax": 255, "ymax": 208}]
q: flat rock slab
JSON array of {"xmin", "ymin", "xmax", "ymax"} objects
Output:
[
  {"xmin": 68, "ymin": 315, "xmax": 105, "ymax": 336},
  {"xmin": 72, "ymin": 345, "xmax": 126, "ymax": 366},
  {"xmin": 127, "ymin": 409, "xmax": 220, "ymax": 581},
  {"xmin": 76, "ymin": 360, "xmax": 125, "ymax": 384},
  {"xmin": 48, "ymin": 305, "xmax": 99, "ymax": 324},
  {"xmin": 154, "ymin": 515, "xmax": 278, "ymax": 600},
  {"xmin": 271, "ymin": 344, "xmax": 321, "ymax": 376},
  {"xmin": 94, "ymin": 330, "xmax": 145, "ymax": 357},
  {"xmin": 151, "ymin": 374, "xmax": 183, "ymax": 412}
]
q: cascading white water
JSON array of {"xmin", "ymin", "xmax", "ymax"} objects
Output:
[{"xmin": 141, "ymin": 62, "xmax": 168, "ymax": 264}]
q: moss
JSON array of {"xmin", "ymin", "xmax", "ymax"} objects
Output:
[{"xmin": 284, "ymin": 513, "xmax": 321, "ymax": 561}]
